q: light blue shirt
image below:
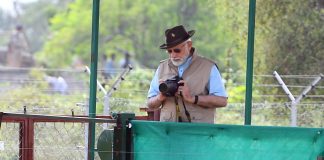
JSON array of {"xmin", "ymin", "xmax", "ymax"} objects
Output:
[{"xmin": 148, "ymin": 56, "xmax": 227, "ymax": 98}]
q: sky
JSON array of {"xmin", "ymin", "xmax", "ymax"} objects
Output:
[{"xmin": 0, "ymin": 0, "xmax": 37, "ymax": 14}]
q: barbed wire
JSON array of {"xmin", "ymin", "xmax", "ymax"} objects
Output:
[
  {"xmin": 0, "ymin": 66, "xmax": 321, "ymax": 76},
  {"xmin": 1, "ymin": 81, "xmax": 323, "ymax": 90},
  {"xmin": 1, "ymin": 68, "xmax": 323, "ymax": 107}
]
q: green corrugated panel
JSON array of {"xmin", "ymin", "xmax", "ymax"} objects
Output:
[{"xmin": 132, "ymin": 121, "xmax": 324, "ymax": 160}]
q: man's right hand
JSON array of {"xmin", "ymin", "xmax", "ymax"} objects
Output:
[
  {"xmin": 157, "ymin": 92, "xmax": 167, "ymax": 102},
  {"xmin": 147, "ymin": 93, "xmax": 166, "ymax": 109}
]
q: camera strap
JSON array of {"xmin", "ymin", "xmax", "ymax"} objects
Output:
[
  {"xmin": 174, "ymin": 96, "xmax": 182, "ymax": 122},
  {"xmin": 181, "ymin": 98, "xmax": 192, "ymax": 123},
  {"xmin": 174, "ymin": 96, "xmax": 191, "ymax": 123}
]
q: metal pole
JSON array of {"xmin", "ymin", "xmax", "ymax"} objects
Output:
[
  {"xmin": 85, "ymin": 66, "xmax": 108, "ymax": 95},
  {"xmin": 273, "ymin": 71, "xmax": 297, "ymax": 126},
  {"xmin": 290, "ymin": 102, "xmax": 297, "ymax": 126},
  {"xmin": 274, "ymin": 72, "xmax": 323, "ymax": 126},
  {"xmin": 85, "ymin": 66, "xmax": 109, "ymax": 129},
  {"xmin": 88, "ymin": 0, "xmax": 100, "ymax": 159},
  {"xmin": 291, "ymin": 74, "xmax": 323, "ymax": 126},
  {"xmin": 244, "ymin": 0, "xmax": 256, "ymax": 125},
  {"xmin": 295, "ymin": 74, "xmax": 323, "ymax": 104},
  {"xmin": 273, "ymin": 71, "xmax": 295, "ymax": 102},
  {"xmin": 85, "ymin": 101, "xmax": 89, "ymax": 160}
]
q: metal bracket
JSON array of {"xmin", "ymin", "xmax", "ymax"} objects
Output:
[{"xmin": 113, "ymin": 113, "xmax": 135, "ymax": 160}]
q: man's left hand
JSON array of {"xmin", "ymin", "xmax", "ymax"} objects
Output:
[{"xmin": 177, "ymin": 80, "xmax": 194, "ymax": 103}]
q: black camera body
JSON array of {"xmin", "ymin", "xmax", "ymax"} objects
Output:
[{"xmin": 159, "ymin": 76, "xmax": 183, "ymax": 97}]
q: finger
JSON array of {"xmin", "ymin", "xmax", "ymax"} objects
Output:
[
  {"xmin": 178, "ymin": 80, "xmax": 185, "ymax": 86},
  {"xmin": 158, "ymin": 79, "xmax": 165, "ymax": 84}
]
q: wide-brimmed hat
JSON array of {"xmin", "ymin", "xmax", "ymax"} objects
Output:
[{"xmin": 159, "ymin": 25, "xmax": 195, "ymax": 49}]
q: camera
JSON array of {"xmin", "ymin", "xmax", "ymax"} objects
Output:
[{"xmin": 159, "ymin": 76, "xmax": 183, "ymax": 97}]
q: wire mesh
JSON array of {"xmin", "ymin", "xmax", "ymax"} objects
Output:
[
  {"xmin": 0, "ymin": 67, "xmax": 323, "ymax": 159},
  {"xmin": 0, "ymin": 122, "xmax": 21, "ymax": 160},
  {"xmin": 217, "ymin": 103, "xmax": 324, "ymax": 127},
  {"xmin": 0, "ymin": 67, "xmax": 323, "ymax": 125},
  {"xmin": 34, "ymin": 122, "xmax": 111, "ymax": 160}
]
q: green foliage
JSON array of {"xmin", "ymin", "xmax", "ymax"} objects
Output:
[
  {"xmin": 0, "ymin": 71, "xmax": 84, "ymax": 115},
  {"xmin": 36, "ymin": 0, "xmax": 250, "ymax": 72},
  {"xmin": 1, "ymin": 0, "xmax": 323, "ymax": 126},
  {"xmin": 99, "ymin": 68, "xmax": 154, "ymax": 115},
  {"xmin": 256, "ymin": 0, "xmax": 324, "ymax": 75},
  {"xmin": 227, "ymin": 84, "xmax": 246, "ymax": 103},
  {"xmin": 255, "ymin": 0, "xmax": 324, "ymax": 101}
]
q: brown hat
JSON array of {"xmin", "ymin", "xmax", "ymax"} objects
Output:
[{"xmin": 159, "ymin": 25, "xmax": 195, "ymax": 49}]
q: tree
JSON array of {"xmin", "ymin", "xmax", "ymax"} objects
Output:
[
  {"xmin": 36, "ymin": 0, "xmax": 249, "ymax": 73},
  {"xmin": 256, "ymin": 0, "xmax": 324, "ymax": 75}
]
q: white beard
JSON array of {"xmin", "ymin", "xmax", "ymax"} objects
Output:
[
  {"xmin": 171, "ymin": 58, "xmax": 186, "ymax": 66},
  {"xmin": 171, "ymin": 46, "xmax": 190, "ymax": 66}
]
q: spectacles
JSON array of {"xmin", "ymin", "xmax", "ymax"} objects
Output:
[
  {"xmin": 167, "ymin": 48, "xmax": 181, "ymax": 54},
  {"xmin": 166, "ymin": 43, "xmax": 187, "ymax": 54}
]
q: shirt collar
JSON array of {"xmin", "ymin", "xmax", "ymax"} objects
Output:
[
  {"xmin": 178, "ymin": 48, "xmax": 196, "ymax": 77},
  {"xmin": 178, "ymin": 54, "xmax": 192, "ymax": 69}
]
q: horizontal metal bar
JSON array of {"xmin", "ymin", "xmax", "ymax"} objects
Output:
[{"xmin": 1, "ymin": 112, "xmax": 116, "ymax": 123}]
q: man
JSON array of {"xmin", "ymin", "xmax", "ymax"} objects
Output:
[
  {"xmin": 119, "ymin": 52, "xmax": 134, "ymax": 68},
  {"xmin": 103, "ymin": 53, "xmax": 117, "ymax": 79},
  {"xmin": 147, "ymin": 25, "xmax": 227, "ymax": 123}
]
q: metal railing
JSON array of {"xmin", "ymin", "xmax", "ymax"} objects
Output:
[{"xmin": 0, "ymin": 112, "xmax": 147, "ymax": 160}]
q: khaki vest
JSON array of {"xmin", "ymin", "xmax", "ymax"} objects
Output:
[{"xmin": 158, "ymin": 50, "xmax": 217, "ymax": 123}]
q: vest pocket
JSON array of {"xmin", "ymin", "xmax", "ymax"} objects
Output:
[{"xmin": 160, "ymin": 111, "xmax": 174, "ymax": 122}]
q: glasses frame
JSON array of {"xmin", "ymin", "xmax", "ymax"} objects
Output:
[{"xmin": 166, "ymin": 43, "xmax": 187, "ymax": 54}]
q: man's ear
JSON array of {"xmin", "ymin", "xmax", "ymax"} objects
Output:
[{"xmin": 187, "ymin": 41, "xmax": 193, "ymax": 48}]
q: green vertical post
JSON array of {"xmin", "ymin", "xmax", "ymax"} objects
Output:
[
  {"xmin": 244, "ymin": 0, "xmax": 256, "ymax": 125},
  {"xmin": 88, "ymin": 0, "xmax": 100, "ymax": 159}
]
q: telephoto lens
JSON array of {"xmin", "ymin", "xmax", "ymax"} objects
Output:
[{"xmin": 159, "ymin": 76, "xmax": 182, "ymax": 97}]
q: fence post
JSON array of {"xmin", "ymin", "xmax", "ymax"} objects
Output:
[
  {"xmin": 274, "ymin": 71, "xmax": 323, "ymax": 126},
  {"xmin": 19, "ymin": 118, "xmax": 34, "ymax": 160},
  {"xmin": 113, "ymin": 113, "xmax": 135, "ymax": 160},
  {"xmin": 244, "ymin": 0, "xmax": 256, "ymax": 125}
]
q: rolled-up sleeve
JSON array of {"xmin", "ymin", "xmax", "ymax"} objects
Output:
[
  {"xmin": 147, "ymin": 67, "xmax": 160, "ymax": 98},
  {"xmin": 209, "ymin": 65, "xmax": 227, "ymax": 97}
]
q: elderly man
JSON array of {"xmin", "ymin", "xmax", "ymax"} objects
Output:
[{"xmin": 147, "ymin": 25, "xmax": 228, "ymax": 123}]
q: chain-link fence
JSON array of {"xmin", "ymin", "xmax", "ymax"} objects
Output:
[
  {"xmin": 34, "ymin": 122, "xmax": 108, "ymax": 160},
  {"xmin": 0, "ymin": 115, "xmax": 115, "ymax": 160},
  {"xmin": 0, "ymin": 122, "xmax": 21, "ymax": 160}
]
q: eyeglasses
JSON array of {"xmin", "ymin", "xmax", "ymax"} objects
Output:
[
  {"xmin": 167, "ymin": 48, "xmax": 181, "ymax": 54},
  {"xmin": 166, "ymin": 43, "xmax": 187, "ymax": 54}
]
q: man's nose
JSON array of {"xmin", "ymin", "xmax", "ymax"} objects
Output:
[{"xmin": 170, "ymin": 52, "xmax": 178, "ymax": 58}]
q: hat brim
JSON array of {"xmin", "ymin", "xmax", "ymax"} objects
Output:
[{"xmin": 159, "ymin": 30, "xmax": 195, "ymax": 49}]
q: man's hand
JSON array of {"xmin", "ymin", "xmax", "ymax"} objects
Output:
[
  {"xmin": 147, "ymin": 80, "xmax": 167, "ymax": 109},
  {"xmin": 147, "ymin": 93, "xmax": 166, "ymax": 109},
  {"xmin": 157, "ymin": 92, "xmax": 167, "ymax": 102},
  {"xmin": 176, "ymin": 80, "xmax": 194, "ymax": 103}
]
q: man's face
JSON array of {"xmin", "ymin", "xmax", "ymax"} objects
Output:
[{"xmin": 167, "ymin": 41, "xmax": 192, "ymax": 66}]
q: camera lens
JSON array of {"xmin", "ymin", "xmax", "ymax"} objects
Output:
[
  {"xmin": 159, "ymin": 81, "xmax": 178, "ymax": 96},
  {"xmin": 159, "ymin": 83, "xmax": 168, "ymax": 93}
]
